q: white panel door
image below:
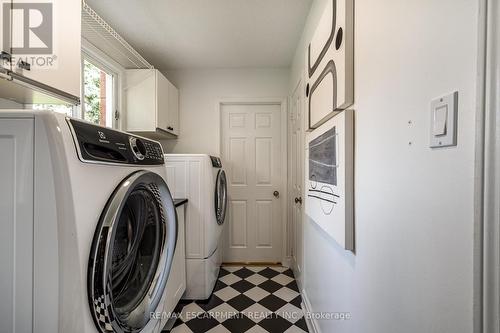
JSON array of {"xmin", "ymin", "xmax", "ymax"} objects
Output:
[
  {"xmin": 221, "ymin": 104, "xmax": 282, "ymax": 262},
  {"xmin": 289, "ymin": 83, "xmax": 305, "ymax": 286},
  {"xmin": 0, "ymin": 118, "xmax": 34, "ymax": 333}
]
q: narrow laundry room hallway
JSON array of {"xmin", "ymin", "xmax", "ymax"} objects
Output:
[
  {"xmin": 0, "ymin": 0, "xmax": 495, "ymax": 332},
  {"xmin": 163, "ymin": 266, "xmax": 308, "ymax": 333}
]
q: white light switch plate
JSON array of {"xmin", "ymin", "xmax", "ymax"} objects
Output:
[{"xmin": 430, "ymin": 91, "xmax": 458, "ymax": 148}]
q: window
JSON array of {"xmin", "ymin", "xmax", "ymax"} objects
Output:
[
  {"xmin": 29, "ymin": 44, "xmax": 122, "ymax": 128},
  {"xmin": 82, "ymin": 58, "xmax": 115, "ymax": 128}
]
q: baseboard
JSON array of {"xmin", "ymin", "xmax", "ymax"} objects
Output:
[
  {"xmin": 222, "ymin": 262, "xmax": 282, "ymax": 266},
  {"xmin": 301, "ymin": 289, "xmax": 320, "ymax": 333},
  {"xmin": 281, "ymin": 256, "xmax": 292, "ymax": 268}
]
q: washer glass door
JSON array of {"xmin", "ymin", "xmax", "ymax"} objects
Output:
[
  {"xmin": 88, "ymin": 171, "xmax": 177, "ymax": 333},
  {"xmin": 215, "ymin": 169, "xmax": 228, "ymax": 225}
]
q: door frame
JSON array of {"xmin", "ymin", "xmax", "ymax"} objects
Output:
[
  {"xmin": 474, "ymin": 0, "xmax": 500, "ymax": 332},
  {"xmin": 215, "ymin": 97, "xmax": 289, "ymax": 265},
  {"xmin": 288, "ymin": 78, "xmax": 305, "ymax": 285}
]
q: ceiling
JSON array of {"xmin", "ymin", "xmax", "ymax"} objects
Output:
[{"xmin": 85, "ymin": 0, "xmax": 312, "ymax": 70}]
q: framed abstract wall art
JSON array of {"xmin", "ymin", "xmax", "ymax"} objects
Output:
[
  {"xmin": 306, "ymin": 0, "xmax": 354, "ymax": 130},
  {"xmin": 305, "ymin": 110, "xmax": 354, "ymax": 251}
]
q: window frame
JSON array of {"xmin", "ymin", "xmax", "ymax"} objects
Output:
[{"xmin": 81, "ymin": 39, "xmax": 125, "ymax": 130}]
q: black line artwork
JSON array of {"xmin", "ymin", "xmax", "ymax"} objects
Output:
[
  {"xmin": 308, "ymin": 60, "xmax": 337, "ymax": 129},
  {"xmin": 307, "ymin": 185, "xmax": 337, "ymax": 215},
  {"xmin": 307, "ymin": 0, "xmax": 337, "ymax": 78},
  {"xmin": 308, "ymin": 126, "xmax": 338, "ymax": 215},
  {"xmin": 308, "ymin": 189, "xmax": 340, "ymax": 198},
  {"xmin": 309, "ymin": 126, "xmax": 337, "ymax": 186},
  {"xmin": 305, "ymin": 0, "xmax": 354, "ymax": 131},
  {"xmin": 307, "ymin": 194, "xmax": 336, "ymax": 204},
  {"xmin": 303, "ymin": 0, "xmax": 354, "ymax": 251}
]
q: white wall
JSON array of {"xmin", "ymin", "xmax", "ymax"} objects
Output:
[
  {"xmin": 160, "ymin": 68, "xmax": 289, "ymax": 154},
  {"xmin": 292, "ymin": 1, "xmax": 478, "ymax": 332}
]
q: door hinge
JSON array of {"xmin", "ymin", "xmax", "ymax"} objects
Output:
[{"xmin": 114, "ymin": 110, "xmax": 120, "ymax": 120}]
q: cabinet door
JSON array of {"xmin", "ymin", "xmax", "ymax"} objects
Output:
[
  {"xmin": 156, "ymin": 70, "xmax": 169, "ymax": 132},
  {"xmin": 10, "ymin": 0, "xmax": 81, "ymax": 97},
  {"xmin": 175, "ymin": 205, "xmax": 186, "ymax": 292},
  {"xmin": 0, "ymin": 0, "xmax": 12, "ymax": 70},
  {"xmin": 167, "ymin": 80, "xmax": 179, "ymax": 135},
  {"xmin": 161, "ymin": 205, "xmax": 186, "ymax": 319},
  {"xmin": 126, "ymin": 69, "xmax": 156, "ymax": 132},
  {"xmin": 0, "ymin": 118, "xmax": 34, "ymax": 333}
]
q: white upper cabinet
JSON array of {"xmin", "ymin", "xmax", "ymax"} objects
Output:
[
  {"xmin": 9, "ymin": 0, "xmax": 81, "ymax": 98},
  {"xmin": 125, "ymin": 69, "xmax": 179, "ymax": 138}
]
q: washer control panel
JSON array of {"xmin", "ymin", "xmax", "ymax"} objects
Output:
[{"xmin": 67, "ymin": 118, "xmax": 164, "ymax": 165}]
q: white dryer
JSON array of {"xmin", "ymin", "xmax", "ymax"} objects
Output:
[
  {"xmin": 164, "ymin": 154, "xmax": 228, "ymax": 299},
  {"xmin": 0, "ymin": 110, "xmax": 178, "ymax": 333}
]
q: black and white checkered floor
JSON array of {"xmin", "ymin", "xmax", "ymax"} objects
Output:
[{"xmin": 162, "ymin": 266, "xmax": 308, "ymax": 333}]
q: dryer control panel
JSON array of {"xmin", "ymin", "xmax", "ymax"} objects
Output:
[{"xmin": 67, "ymin": 118, "xmax": 164, "ymax": 165}]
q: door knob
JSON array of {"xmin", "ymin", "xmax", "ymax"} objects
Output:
[
  {"xmin": 294, "ymin": 197, "xmax": 302, "ymax": 204},
  {"xmin": 273, "ymin": 191, "xmax": 280, "ymax": 198}
]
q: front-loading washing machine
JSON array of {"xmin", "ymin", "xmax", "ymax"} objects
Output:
[
  {"xmin": 164, "ymin": 154, "xmax": 228, "ymax": 300},
  {"xmin": 0, "ymin": 110, "xmax": 177, "ymax": 333}
]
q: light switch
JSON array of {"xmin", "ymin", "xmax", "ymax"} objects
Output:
[
  {"xmin": 432, "ymin": 105, "xmax": 447, "ymax": 136},
  {"xmin": 430, "ymin": 91, "xmax": 458, "ymax": 148}
]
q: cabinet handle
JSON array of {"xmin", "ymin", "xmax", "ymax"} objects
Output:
[
  {"xmin": 18, "ymin": 60, "xmax": 31, "ymax": 71},
  {"xmin": 167, "ymin": 126, "xmax": 174, "ymax": 131}
]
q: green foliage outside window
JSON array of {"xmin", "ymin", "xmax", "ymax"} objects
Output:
[{"xmin": 84, "ymin": 60, "xmax": 102, "ymax": 124}]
